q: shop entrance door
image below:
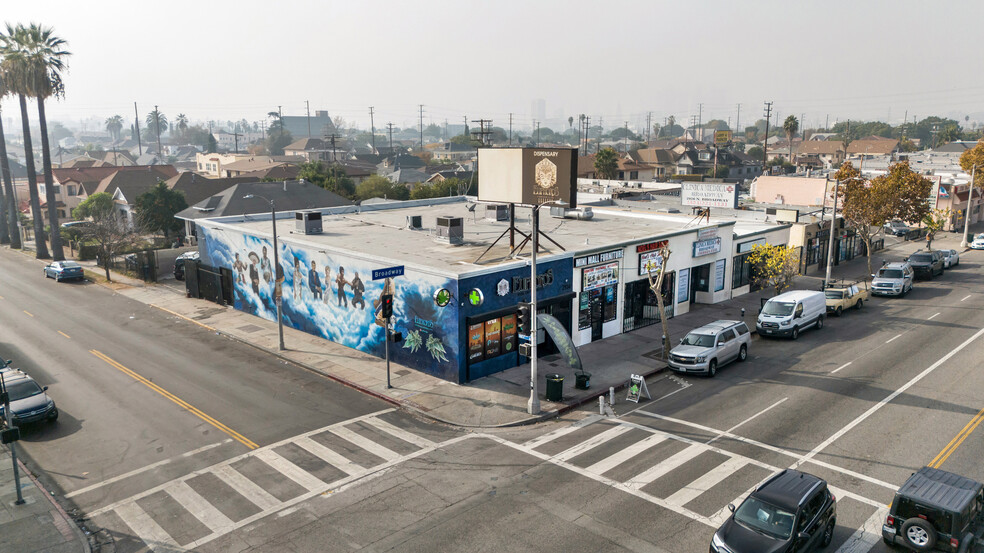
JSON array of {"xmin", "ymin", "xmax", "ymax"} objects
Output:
[
  {"xmin": 690, "ymin": 263, "xmax": 710, "ymax": 303},
  {"xmin": 589, "ymin": 288, "xmax": 603, "ymax": 341}
]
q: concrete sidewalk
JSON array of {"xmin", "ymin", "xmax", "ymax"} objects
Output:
[{"xmin": 0, "ymin": 446, "xmax": 90, "ymax": 553}]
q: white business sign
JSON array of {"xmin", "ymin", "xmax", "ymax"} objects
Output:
[{"xmin": 681, "ymin": 182, "xmax": 739, "ymax": 208}]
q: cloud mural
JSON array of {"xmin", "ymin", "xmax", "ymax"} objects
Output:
[{"xmin": 198, "ymin": 225, "xmax": 461, "ymax": 381}]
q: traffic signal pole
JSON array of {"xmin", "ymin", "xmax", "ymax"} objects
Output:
[{"xmin": 385, "ymin": 316, "xmax": 391, "ymax": 389}]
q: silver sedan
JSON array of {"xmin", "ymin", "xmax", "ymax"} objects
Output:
[{"xmin": 942, "ymin": 249, "xmax": 960, "ymax": 268}]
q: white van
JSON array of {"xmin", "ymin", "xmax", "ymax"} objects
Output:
[{"xmin": 756, "ymin": 290, "xmax": 826, "ymax": 339}]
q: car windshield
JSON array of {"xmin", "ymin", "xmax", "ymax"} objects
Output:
[
  {"xmin": 681, "ymin": 333, "xmax": 715, "ymax": 347},
  {"xmin": 909, "ymin": 254, "xmax": 932, "ymax": 263},
  {"xmin": 6, "ymin": 380, "xmax": 43, "ymax": 401},
  {"xmin": 762, "ymin": 302, "xmax": 794, "ymax": 316},
  {"xmin": 825, "ymin": 290, "xmax": 844, "ymax": 299},
  {"xmin": 877, "ymin": 269, "xmax": 903, "ymax": 279},
  {"xmin": 734, "ymin": 497, "xmax": 796, "ymax": 540}
]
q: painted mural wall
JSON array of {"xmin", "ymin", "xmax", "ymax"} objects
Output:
[{"xmin": 197, "ymin": 224, "xmax": 462, "ymax": 382}]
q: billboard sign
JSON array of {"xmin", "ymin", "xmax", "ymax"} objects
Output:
[
  {"xmin": 681, "ymin": 182, "xmax": 739, "ymax": 208},
  {"xmin": 478, "ymin": 147, "xmax": 578, "ymax": 208},
  {"xmin": 714, "ymin": 130, "xmax": 733, "ymax": 145}
]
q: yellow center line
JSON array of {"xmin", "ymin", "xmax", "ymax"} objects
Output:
[
  {"xmin": 928, "ymin": 406, "xmax": 984, "ymax": 469},
  {"xmin": 58, "ymin": 331, "xmax": 71, "ymax": 339},
  {"xmin": 23, "ymin": 310, "xmax": 33, "ymax": 317},
  {"xmin": 89, "ymin": 349, "xmax": 258, "ymax": 449}
]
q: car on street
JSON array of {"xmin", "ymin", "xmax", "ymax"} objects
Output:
[
  {"xmin": 757, "ymin": 290, "xmax": 826, "ymax": 339},
  {"xmin": 970, "ymin": 234, "xmax": 984, "ymax": 250},
  {"xmin": 942, "ymin": 249, "xmax": 960, "ymax": 269},
  {"xmin": 173, "ymin": 251, "xmax": 200, "ymax": 280},
  {"xmin": 885, "ymin": 220, "xmax": 910, "ymax": 236},
  {"xmin": 882, "ymin": 466, "xmax": 984, "ymax": 552},
  {"xmin": 906, "ymin": 250, "xmax": 945, "ymax": 279},
  {"xmin": 711, "ymin": 469, "xmax": 836, "ymax": 553},
  {"xmin": 824, "ymin": 281, "xmax": 868, "ymax": 316},
  {"xmin": 667, "ymin": 320, "xmax": 750, "ymax": 377},
  {"xmin": 872, "ymin": 262, "xmax": 914, "ymax": 296},
  {"xmin": 43, "ymin": 260, "xmax": 85, "ymax": 282},
  {"xmin": 0, "ymin": 370, "xmax": 58, "ymax": 425}
]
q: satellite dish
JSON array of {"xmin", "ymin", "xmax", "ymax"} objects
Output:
[{"xmin": 466, "ymin": 204, "xmax": 477, "ymax": 212}]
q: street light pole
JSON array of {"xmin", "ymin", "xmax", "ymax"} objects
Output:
[
  {"xmin": 961, "ymin": 165, "xmax": 977, "ymax": 248},
  {"xmin": 0, "ymin": 365, "xmax": 24, "ymax": 505},
  {"xmin": 528, "ymin": 204, "xmax": 540, "ymax": 415},
  {"xmin": 825, "ymin": 178, "xmax": 840, "ymax": 287},
  {"xmin": 245, "ymin": 194, "xmax": 285, "ymax": 350}
]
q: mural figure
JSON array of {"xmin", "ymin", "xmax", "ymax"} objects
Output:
[
  {"xmin": 248, "ymin": 252, "xmax": 260, "ymax": 295},
  {"xmin": 323, "ymin": 266, "xmax": 332, "ymax": 304},
  {"xmin": 309, "ymin": 260, "xmax": 322, "ymax": 300},
  {"xmin": 233, "ymin": 253, "xmax": 246, "ymax": 284},
  {"xmin": 293, "ymin": 257, "xmax": 302, "ymax": 301},
  {"xmin": 351, "ymin": 272, "xmax": 366, "ymax": 310},
  {"xmin": 335, "ymin": 266, "xmax": 350, "ymax": 308},
  {"xmin": 260, "ymin": 246, "xmax": 272, "ymax": 283}
]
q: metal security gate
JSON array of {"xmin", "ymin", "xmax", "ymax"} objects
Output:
[{"xmin": 185, "ymin": 261, "xmax": 233, "ymax": 306}]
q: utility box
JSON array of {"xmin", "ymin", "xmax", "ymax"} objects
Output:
[
  {"xmin": 295, "ymin": 210, "xmax": 322, "ymax": 235},
  {"xmin": 435, "ymin": 216, "xmax": 464, "ymax": 245}
]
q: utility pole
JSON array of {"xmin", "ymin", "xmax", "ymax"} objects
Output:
[
  {"xmin": 306, "ymin": 100, "xmax": 312, "ymax": 138},
  {"xmin": 153, "ymin": 104, "xmax": 163, "ymax": 160},
  {"xmin": 418, "ymin": 104, "xmax": 424, "ymax": 149},
  {"xmin": 762, "ymin": 101, "xmax": 773, "ymax": 172},
  {"xmin": 825, "ymin": 114, "xmax": 829, "ymax": 131},
  {"xmin": 471, "ymin": 119, "xmax": 493, "ymax": 146},
  {"xmin": 646, "ymin": 112, "xmax": 652, "ymax": 144},
  {"xmin": 697, "ymin": 103, "xmax": 703, "ymax": 140},
  {"xmin": 623, "ymin": 121, "xmax": 629, "ymax": 153},
  {"xmin": 278, "ymin": 106, "xmax": 283, "ymax": 133},
  {"xmin": 583, "ymin": 116, "xmax": 591, "ymax": 154},
  {"xmin": 536, "ymin": 121, "xmax": 541, "ymax": 146},
  {"xmin": 386, "ymin": 122, "xmax": 394, "ymax": 151},
  {"xmin": 133, "ymin": 102, "xmax": 142, "ymax": 156},
  {"xmin": 1, "ymin": 366, "xmax": 25, "ymax": 505},
  {"xmin": 736, "ymin": 103, "xmax": 741, "ymax": 137},
  {"xmin": 444, "ymin": 119, "xmax": 448, "ymax": 141},
  {"xmin": 369, "ymin": 106, "xmax": 376, "ymax": 153},
  {"xmin": 824, "ymin": 177, "xmax": 841, "ymax": 286},
  {"xmin": 232, "ymin": 128, "xmax": 240, "ymax": 153},
  {"xmin": 508, "ymin": 113, "xmax": 513, "ymax": 146}
]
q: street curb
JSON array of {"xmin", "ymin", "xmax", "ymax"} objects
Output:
[{"xmin": 17, "ymin": 457, "xmax": 92, "ymax": 553}]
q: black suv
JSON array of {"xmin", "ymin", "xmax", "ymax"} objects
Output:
[
  {"xmin": 882, "ymin": 466, "xmax": 984, "ymax": 552},
  {"xmin": 907, "ymin": 250, "xmax": 945, "ymax": 279},
  {"xmin": 711, "ymin": 469, "xmax": 837, "ymax": 553}
]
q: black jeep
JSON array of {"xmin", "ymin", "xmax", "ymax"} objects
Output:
[{"xmin": 883, "ymin": 467, "xmax": 984, "ymax": 552}]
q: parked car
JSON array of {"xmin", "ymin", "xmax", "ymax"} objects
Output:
[
  {"xmin": 173, "ymin": 251, "xmax": 200, "ymax": 280},
  {"xmin": 667, "ymin": 320, "xmax": 750, "ymax": 377},
  {"xmin": 711, "ymin": 469, "xmax": 837, "ymax": 553},
  {"xmin": 942, "ymin": 249, "xmax": 960, "ymax": 269},
  {"xmin": 882, "ymin": 466, "xmax": 984, "ymax": 552},
  {"xmin": 757, "ymin": 290, "xmax": 826, "ymax": 340},
  {"xmin": 43, "ymin": 260, "xmax": 85, "ymax": 282},
  {"xmin": 0, "ymin": 370, "xmax": 58, "ymax": 424},
  {"xmin": 907, "ymin": 250, "xmax": 945, "ymax": 279},
  {"xmin": 885, "ymin": 220, "xmax": 910, "ymax": 236},
  {"xmin": 970, "ymin": 234, "xmax": 984, "ymax": 250},
  {"xmin": 872, "ymin": 262, "xmax": 914, "ymax": 297},
  {"xmin": 824, "ymin": 281, "xmax": 868, "ymax": 316}
]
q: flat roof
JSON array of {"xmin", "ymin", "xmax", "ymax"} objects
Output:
[{"xmin": 200, "ymin": 197, "xmax": 731, "ymax": 278}]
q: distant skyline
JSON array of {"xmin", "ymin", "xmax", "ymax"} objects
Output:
[{"xmin": 4, "ymin": 0, "xmax": 984, "ymax": 135}]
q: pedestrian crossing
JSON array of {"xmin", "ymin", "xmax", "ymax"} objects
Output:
[{"xmin": 87, "ymin": 409, "xmax": 457, "ymax": 552}]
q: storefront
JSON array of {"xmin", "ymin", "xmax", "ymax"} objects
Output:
[
  {"xmin": 689, "ymin": 225, "xmax": 733, "ymax": 304},
  {"xmin": 573, "ymin": 249, "xmax": 623, "ymax": 345},
  {"xmin": 623, "ymin": 240, "xmax": 674, "ymax": 332},
  {"xmin": 730, "ymin": 223, "xmax": 792, "ymax": 297}
]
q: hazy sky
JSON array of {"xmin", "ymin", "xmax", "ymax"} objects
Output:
[{"xmin": 4, "ymin": 0, "xmax": 983, "ymax": 133}]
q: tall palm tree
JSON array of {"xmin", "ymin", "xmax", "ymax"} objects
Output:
[
  {"xmin": 0, "ymin": 76, "xmax": 19, "ymax": 247},
  {"xmin": 783, "ymin": 115, "xmax": 799, "ymax": 166},
  {"xmin": 0, "ymin": 23, "xmax": 67, "ymax": 259},
  {"xmin": 145, "ymin": 109, "xmax": 168, "ymax": 140},
  {"xmin": 175, "ymin": 113, "xmax": 188, "ymax": 140},
  {"xmin": 105, "ymin": 114, "xmax": 123, "ymax": 141}
]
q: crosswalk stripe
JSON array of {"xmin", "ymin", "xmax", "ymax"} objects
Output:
[
  {"xmin": 584, "ymin": 432, "xmax": 668, "ymax": 475},
  {"xmin": 554, "ymin": 426, "xmax": 632, "ymax": 462},
  {"xmin": 363, "ymin": 417, "xmax": 434, "ymax": 448},
  {"xmin": 294, "ymin": 436, "xmax": 365, "ymax": 476},
  {"xmin": 254, "ymin": 449, "xmax": 325, "ymax": 492},
  {"xmin": 115, "ymin": 501, "xmax": 183, "ymax": 553},
  {"xmin": 665, "ymin": 457, "xmax": 748, "ymax": 507},
  {"xmin": 212, "ymin": 465, "xmax": 281, "ymax": 511},
  {"xmin": 834, "ymin": 507, "xmax": 889, "ymax": 553},
  {"xmin": 165, "ymin": 481, "xmax": 234, "ymax": 534},
  {"xmin": 625, "ymin": 444, "xmax": 705, "ymax": 490},
  {"xmin": 330, "ymin": 426, "xmax": 401, "ymax": 462},
  {"xmin": 522, "ymin": 422, "xmax": 587, "ymax": 450}
]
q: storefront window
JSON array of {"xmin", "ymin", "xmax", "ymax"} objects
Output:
[
  {"xmin": 732, "ymin": 253, "xmax": 752, "ymax": 289},
  {"xmin": 466, "ymin": 314, "xmax": 518, "ymax": 366},
  {"xmin": 623, "ymin": 273, "xmax": 674, "ymax": 332}
]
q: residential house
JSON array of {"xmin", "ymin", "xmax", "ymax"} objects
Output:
[
  {"xmin": 376, "ymin": 154, "xmax": 425, "ymax": 176},
  {"xmin": 195, "ymin": 152, "xmax": 302, "ymax": 177},
  {"xmin": 630, "ymin": 148, "xmax": 679, "ymax": 180},
  {"xmin": 429, "ymin": 142, "xmax": 477, "ymax": 162},
  {"xmin": 933, "ymin": 141, "xmax": 978, "ymax": 154},
  {"xmin": 162, "ymin": 173, "xmax": 259, "ymax": 208},
  {"xmin": 426, "ymin": 170, "xmax": 474, "ymax": 183},
  {"xmin": 279, "ymin": 110, "xmax": 335, "ymax": 139},
  {"xmin": 47, "ymin": 165, "xmax": 178, "ymax": 221},
  {"xmin": 846, "ymin": 136, "xmax": 899, "ymax": 163},
  {"xmin": 91, "ymin": 168, "xmax": 182, "ymax": 228},
  {"xmin": 795, "ymin": 140, "xmax": 845, "ymax": 170},
  {"xmin": 576, "ymin": 153, "xmax": 656, "ymax": 181},
  {"xmin": 283, "ymin": 138, "xmax": 346, "ymax": 162}
]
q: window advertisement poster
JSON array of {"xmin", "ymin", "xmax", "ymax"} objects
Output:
[
  {"xmin": 501, "ymin": 314, "xmax": 517, "ymax": 354},
  {"xmin": 484, "ymin": 318, "xmax": 502, "ymax": 358},
  {"xmin": 639, "ymin": 250, "xmax": 664, "ymax": 276},
  {"xmin": 467, "ymin": 322, "xmax": 485, "ymax": 364},
  {"xmin": 714, "ymin": 259, "xmax": 726, "ymax": 292},
  {"xmin": 678, "ymin": 268, "xmax": 690, "ymax": 303},
  {"xmin": 582, "ymin": 262, "xmax": 619, "ymax": 291}
]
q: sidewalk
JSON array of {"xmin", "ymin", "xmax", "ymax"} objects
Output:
[
  {"xmin": 0, "ymin": 447, "xmax": 90, "ymax": 553},
  {"xmin": 43, "ymin": 230, "xmax": 971, "ymax": 429}
]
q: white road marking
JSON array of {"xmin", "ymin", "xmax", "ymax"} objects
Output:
[
  {"xmin": 707, "ymin": 398, "xmax": 787, "ymax": 445},
  {"xmin": 253, "ymin": 449, "xmax": 325, "ymax": 492},
  {"xmin": 329, "ymin": 426, "xmax": 401, "ymax": 462},
  {"xmin": 962, "ymin": 294, "xmax": 972, "ymax": 302},
  {"xmin": 831, "ymin": 362, "xmax": 852, "ymax": 374},
  {"xmin": 585, "ymin": 432, "xmax": 668, "ymax": 475},
  {"xmin": 294, "ymin": 436, "xmax": 365, "ymax": 476},
  {"xmin": 363, "ymin": 417, "xmax": 434, "ymax": 448},
  {"xmin": 794, "ymin": 326, "xmax": 984, "ymax": 470},
  {"xmin": 165, "ymin": 481, "xmax": 234, "ymax": 534},
  {"xmin": 212, "ymin": 465, "xmax": 280, "ymax": 511},
  {"xmin": 928, "ymin": 312, "xmax": 941, "ymax": 320},
  {"xmin": 114, "ymin": 501, "xmax": 182, "ymax": 553},
  {"xmin": 553, "ymin": 425, "xmax": 632, "ymax": 462},
  {"xmin": 665, "ymin": 457, "xmax": 747, "ymax": 507},
  {"xmin": 66, "ymin": 439, "xmax": 234, "ymax": 499},
  {"xmin": 523, "ymin": 420, "xmax": 594, "ymax": 450},
  {"xmin": 624, "ymin": 444, "xmax": 705, "ymax": 490},
  {"xmin": 886, "ymin": 333, "xmax": 902, "ymax": 343},
  {"xmin": 834, "ymin": 507, "xmax": 889, "ymax": 553}
]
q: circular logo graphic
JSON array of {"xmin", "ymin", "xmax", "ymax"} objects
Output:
[
  {"xmin": 433, "ymin": 288, "xmax": 452, "ymax": 307},
  {"xmin": 496, "ymin": 278, "xmax": 510, "ymax": 297},
  {"xmin": 468, "ymin": 288, "xmax": 484, "ymax": 307}
]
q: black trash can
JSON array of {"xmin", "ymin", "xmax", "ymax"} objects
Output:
[
  {"xmin": 545, "ymin": 373, "xmax": 564, "ymax": 402},
  {"xmin": 575, "ymin": 372, "xmax": 591, "ymax": 390}
]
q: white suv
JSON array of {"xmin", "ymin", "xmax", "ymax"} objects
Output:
[
  {"xmin": 668, "ymin": 320, "xmax": 751, "ymax": 377},
  {"xmin": 871, "ymin": 262, "xmax": 914, "ymax": 296}
]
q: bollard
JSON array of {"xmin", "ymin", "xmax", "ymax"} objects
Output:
[
  {"xmin": 609, "ymin": 386, "xmax": 615, "ymax": 406},
  {"xmin": 599, "ymin": 396, "xmax": 605, "ymax": 415},
  {"xmin": 741, "ymin": 307, "xmax": 746, "ymax": 319}
]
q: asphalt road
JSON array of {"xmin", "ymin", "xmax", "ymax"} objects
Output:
[{"xmin": 3, "ymin": 244, "xmax": 984, "ymax": 553}]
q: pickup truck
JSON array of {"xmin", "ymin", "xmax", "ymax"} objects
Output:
[{"xmin": 824, "ymin": 281, "xmax": 869, "ymax": 316}]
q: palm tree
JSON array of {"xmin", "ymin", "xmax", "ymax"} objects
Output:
[
  {"xmin": 175, "ymin": 113, "xmax": 188, "ymax": 139},
  {"xmin": 0, "ymin": 75, "xmax": 20, "ymax": 247},
  {"xmin": 145, "ymin": 109, "xmax": 168, "ymax": 140},
  {"xmin": 1, "ymin": 23, "xmax": 70, "ymax": 259},
  {"xmin": 105, "ymin": 114, "xmax": 124, "ymax": 141},
  {"xmin": 783, "ymin": 115, "xmax": 799, "ymax": 165}
]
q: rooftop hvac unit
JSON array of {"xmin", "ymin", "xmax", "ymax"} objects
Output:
[
  {"xmin": 435, "ymin": 216, "xmax": 464, "ymax": 245},
  {"xmin": 484, "ymin": 204, "xmax": 509, "ymax": 221},
  {"xmin": 407, "ymin": 215, "xmax": 422, "ymax": 229},
  {"xmin": 550, "ymin": 206, "xmax": 594, "ymax": 220},
  {"xmin": 295, "ymin": 210, "xmax": 322, "ymax": 235}
]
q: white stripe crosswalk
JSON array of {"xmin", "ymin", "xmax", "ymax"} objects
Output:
[
  {"xmin": 585, "ymin": 432, "xmax": 668, "ymax": 475},
  {"xmin": 165, "ymin": 481, "xmax": 234, "ymax": 534}
]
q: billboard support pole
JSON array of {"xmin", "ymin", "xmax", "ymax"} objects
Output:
[{"xmin": 528, "ymin": 205, "xmax": 541, "ymax": 415}]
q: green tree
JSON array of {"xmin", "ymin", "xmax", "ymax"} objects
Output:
[
  {"xmin": 174, "ymin": 113, "xmax": 189, "ymax": 141},
  {"xmin": 747, "ymin": 243, "xmax": 799, "ymax": 296},
  {"xmin": 105, "ymin": 114, "xmax": 124, "ymax": 141},
  {"xmin": 145, "ymin": 108, "xmax": 168, "ymax": 140},
  {"xmin": 134, "ymin": 181, "xmax": 187, "ymax": 240},
  {"xmin": 76, "ymin": 200, "xmax": 140, "ymax": 282},
  {"xmin": 594, "ymin": 147, "xmax": 618, "ymax": 179},
  {"xmin": 355, "ymin": 175, "xmax": 410, "ymax": 201},
  {"xmin": 783, "ymin": 115, "xmax": 799, "ymax": 163},
  {"xmin": 958, "ymin": 141, "xmax": 984, "ymax": 241},
  {"xmin": 266, "ymin": 129, "xmax": 293, "ymax": 155},
  {"xmin": 937, "ymin": 124, "xmax": 961, "ymax": 146},
  {"xmin": 747, "ymin": 146, "xmax": 764, "ymax": 160},
  {"xmin": 410, "ymin": 177, "xmax": 472, "ymax": 200},
  {"xmin": 449, "ymin": 133, "xmax": 482, "ymax": 147},
  {"xmin": 297, "ymin": 161, "xmax": 355, "ymax": 198},
  {"xmin": 73, "ymin": 191, "xmax": 115, "ymax": 220},
  {"xmin": 922, "ymin": 208, "xmax": 952, "ymax": 251},
  {"xmin": 205, "ymin": 134, "xmax": 218, "ymax": 153}
]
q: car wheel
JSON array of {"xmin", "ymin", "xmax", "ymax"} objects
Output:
[
  {"xmin": 791, "ymin": 326, "xmax": 800, "ymax": 340},
  {"xmin": 901, "ymin": 517, "xmax": 936, "ymax": 551},
  {"xmin": 835, "ymin": 306, "xmax": 843, "ymax": 317},
  {"xmin": 821, "ymin": 519, "xmax": 835, "ymax": 548},
  {"xmin": 738, "ymin": 344, "xmax": 747, "ymax": 362},
  {"xmin": 816, "ymin": 316, "xmax": 824, "ymax": 330},
  {"xmin": 855, "ymin": 299, "xmax": 863, "ymax": 310},
  {"xmin": 708, "ymin": 359, "xmax": 717, "ymax": 377},
  {"xmin": 48, "ymin": 408, "xmax": 58, "ymax": 422}
]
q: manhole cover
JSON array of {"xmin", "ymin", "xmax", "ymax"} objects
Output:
[{"xmin": 236, "ymin": 324, "xmax": 265, "ymax": 333}]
